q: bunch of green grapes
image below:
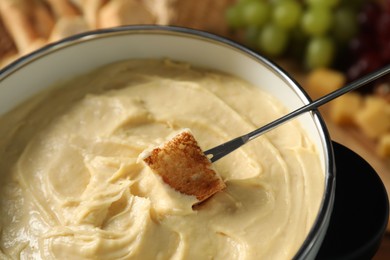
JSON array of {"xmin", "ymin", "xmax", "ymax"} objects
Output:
[{"xmin": 226, "ymin": 0, "xmax": 363, "ymax": 70}]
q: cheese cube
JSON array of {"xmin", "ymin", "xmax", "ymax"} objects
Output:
[
  {"xmin": 305, "ymin": 68, "xmax": 346, "ymax": 99},
  {"xmin": 377, "ymin": 134, "xmax": 390, "ymax": 158},
  {"xmin": 355, "ymin": 97, "xmax": 390, "ymax": 139},
  {"xmin": 330, "ymin": 92, "xmax": 363, "ymax": 125}
]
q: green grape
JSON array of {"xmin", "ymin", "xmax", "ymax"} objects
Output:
[
  {"xmin": 332, "ymin": 7, "xmax": 358, "ymax": 43},
  {"xmin": 305, "ymin": 36, "xmax": 335, "ymax": 69},
  {"xmin": 306, "ymin": 0, "xmax": 340, "ymax": 8},
  {"xmin": 241, "ymin": 1, "xmax": 271, "ymax": 27},
  {"xmin": 301, "ymin": 6, "xmax": 332, "ymax": 36},
  {"xmin": 272, "ymin": 0, "xmax": 302, "ymax": 30},
  {"xmin": 257, "ymin": 24, "xmax": 289, "ymax": 57},
  {"xmin": 269, "ymin": 0, "xmax": 284, "ymax": 3},
  {"xmin": 225, "ymin": 5, "xmax": 245, "ymax": 29}
]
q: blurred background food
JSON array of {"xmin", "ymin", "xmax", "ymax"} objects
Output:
[
  {"xmin": 0, "ymin": 0, "xmax": 389, "ymax": 254},
  {"xmin": 224, "ymin": 0, "xmax": 390, "ymax": 192},
  {"xmin": 226, "ymin": 0, "xmax": 390, "ymax": 73}
]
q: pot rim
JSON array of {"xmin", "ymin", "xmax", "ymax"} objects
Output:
[{"xmin": 0, "ymin": 25, "xmax": 336, "ymax": 259}]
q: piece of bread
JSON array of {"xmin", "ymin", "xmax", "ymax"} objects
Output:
[
  {"xmin": 141, "ymin": 129, "xmax": 226, "ymax": 202},
  {"xmin": 71, "ymin": 0, "xmax": 107, "ymax": 29},
  {"xmin": 49, "ymin": 16, "xmax": 89, "ymax": 42},
  {"xmin": 44, "ymin": 0, "xmax": 80, "ymax": 18},
  {"xmin": 97, "ymin": 0, "xmax": 155, "ymax": 29},
  {"xmin": 0, "ymin": 0, "xmax": 39, "ymax": 52},
  {"xmin": 0, "ymin": 16, "xmax": 16, "ymax": 60}
]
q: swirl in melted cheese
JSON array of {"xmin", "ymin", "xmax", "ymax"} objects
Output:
[{"xmin": 0, "ymin": 59, "xmax": 324, "ymax": 259}]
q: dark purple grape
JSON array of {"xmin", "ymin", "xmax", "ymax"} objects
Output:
[
  {"xmin": 347, "ymin": 53, "xmax": 384, "ymax": 94},
  {"xmin": 376, "ymin": 13, "xmax": 390, "ymax": 39},
  {"xmin": 343, "ymin": 0, "xmax": 390, "ymax": 95},
  {"xmin": 358, "ymin": 2, "xmax": 381, "ymax": 32},
  {"xmin": 347, "ymin": 51, "xmax": 382, "ymax": 81},
  {"xmin": 349, "ymin": 33, "xmax": 375, "ymax": 56},
  {"xmin": 380, "ymin": 40, "xmax": 390, "ymax": 63}
]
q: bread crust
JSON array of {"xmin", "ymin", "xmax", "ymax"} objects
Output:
[{"xmin": 142, "ymin": 130, "xmax": 226, "ymax": 202}]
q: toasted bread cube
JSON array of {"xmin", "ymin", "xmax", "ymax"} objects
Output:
[
  {"xmin": 141, "ymin": 129, "xmax": 226, "ymax": 202},
  {"xmin": 355, "ymin": 97, "xmax": 390, "ymax": 139},
  {"xmin": 49, "ymin": 16, "xmax": 89, "ymax": 42},
  {"xmin": 305, "ymin": 68, "xmax": 346, "ymax": 99},
  {"xmin": 377, "ymin": 134, "xmax": 390, "ymax": 158},
  {"xmin": 98, "ymin": 0, "xmax": 155, "ymax": 28},
  {"xmin": 330, "ymin": 92, "xmax": 363, "ymax": 125}
]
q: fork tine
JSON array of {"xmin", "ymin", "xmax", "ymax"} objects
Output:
[{"xmin": 204, "ymin": 136, "xmax": 248, "ymax": 162}]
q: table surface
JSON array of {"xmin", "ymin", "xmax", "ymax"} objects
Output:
[{"xmin": 0, "ymin": 0, "xmax": 389, "ymax": 257}]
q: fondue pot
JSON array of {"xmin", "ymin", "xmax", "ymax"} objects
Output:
[{"xmin": 0, "ymin": 25, "xmax": 388, "ymax": 259}]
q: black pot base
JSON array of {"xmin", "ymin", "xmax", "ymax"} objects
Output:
[{"xmin": 316, "ymin": 142, "xmax": 389, "ymax": 259}]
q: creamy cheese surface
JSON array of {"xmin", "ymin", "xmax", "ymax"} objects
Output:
[{"xmin": 0, "ymin": 59, "xmax": 324, "ymax": 259}]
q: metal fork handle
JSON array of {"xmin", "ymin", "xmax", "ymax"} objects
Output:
[{"xmin": 205, "ymin": 64, "xmax": 390, "ymax": 163}]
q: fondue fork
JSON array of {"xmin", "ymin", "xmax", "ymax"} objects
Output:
[{"xmin": 204, "ymin": 64, "xmax": 390, "ymax": 163}]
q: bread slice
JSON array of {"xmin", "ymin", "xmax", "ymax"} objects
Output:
[{"xmin": 141, "ymin": 129, "xmax": 226, "ymax": 202}]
